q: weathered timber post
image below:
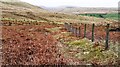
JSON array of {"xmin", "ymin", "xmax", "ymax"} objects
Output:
[
  {"xmin": 68, "ymin": 24, "xmax": 71, "ymax": 32},
  {"xmin": 74, "ymin": 27, "xmax": 76, "ymax": 36},
  {"xmin": 76, "ymin": 28, "xmax": 79, "ymax": 37},
  {"xmin": 78, "ymin": 27, "xmax": 81, "ymax": 37},
  {"xmin": 84, "ymin": 24, "xmax": 87, "ymax": 38},
  {"xmin": 75, "ymin": 27, "xmax": 78, "ymax": 37},
  {"xmin": 70, "ymin": 23, "xmax": 72, "ymax": 32},
  {"xmin": 9, "ymin": 22, "xmax": 12, "ymax": 26},
  {"xmin": 92, "ymin": 23, "xmax": 95, "ymax": 42},
  {"xmin": 67, "ymin": 23, "xmax": 69, "ymax": 31},
  {"xmin": 71, "ymin": 26, "xmax": 74, "ymax": 34},
  {"xmin": 105, "ymin": 24, "xmax": 110, "ymax": 50}
]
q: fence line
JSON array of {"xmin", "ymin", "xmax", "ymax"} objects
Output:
[
  {"xmin": 105, "ymin": 24, "xmax": 110, "ymax": 50},
  {"xmin": 84, "ymin": 24, "xmax": 86, "ymax": 38},
  {"xmin": 64, "ymin": 23, "xmax": 119, "ymax": 50},
  {"xmin": 92, "ymin": 24, "xmax": 95, "ymax": 42}
]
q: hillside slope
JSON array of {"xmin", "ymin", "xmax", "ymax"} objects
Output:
[{"xmin": 0, "ymin": 0, "xmax": 118, "ymax": 25}]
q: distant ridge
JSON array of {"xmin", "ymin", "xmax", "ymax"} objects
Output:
[{"xmin": 45, "ymin": 6, "xmax": 118, "ymax": 14}]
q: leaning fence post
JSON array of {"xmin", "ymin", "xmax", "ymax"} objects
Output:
[
  {"xmin": 105, "ymin": 24, "xmax": 110, "ymax": 50},
  {"xmin": 84, "ymin": 24, "xmax": 87, "ymax": 38},
  {"xmin": 92, "ymin": 23, "xmax": 95, "ymax": 42}
]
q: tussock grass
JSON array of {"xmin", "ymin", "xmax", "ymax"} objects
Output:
[{"xmin": 64, "ymin": 39, "xmax": 118, "ymax": 64}]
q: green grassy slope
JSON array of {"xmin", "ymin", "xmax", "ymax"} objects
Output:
[{"xmin": 79, "ymin": 13, "xmax": 118, "ymax": 20}]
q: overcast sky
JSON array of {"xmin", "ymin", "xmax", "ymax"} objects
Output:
[{"xmin": 20, "ymin": 0, "xmax": 119, "ymax": 7}]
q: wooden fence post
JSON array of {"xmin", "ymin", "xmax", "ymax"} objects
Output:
[
  {"xmin": 67, "ymin": 23, "xmax": 69, "ymax": 31},
  {"xmin": 74, "ymin": 27, "xmax": 76, "ymax": 36},
  {"xmin": 70, "ymin": 23, "xmax": 72, "ymax": 32},
  {"xmin": 105, "ymin": 24, "xmax": 110, "ymax": 50},
  {"xmin": 79, "ymin": 27, "xmax": 81, "ymax": 37},
  {"xmin": 9, "ymin": 22, "xmax": 12, "ymax": 26},
  {"xmin": 76, "ymin": 28, "xmax": 79, "ymax": 37},
  {"xmin": 75, "ymin": 28, "xmax": 78, "ymax": 37},
  {"xmin": 68, "ymin": 24, "xmax": 70, "ymax": 32},
  {"xmin": 92, "ymin": 23, "xmax": 95, "ymax": 42},
  {"xmin": 84, "ymin": 24, "xmax": 87, "ymax": 38},
  {"xmin": 64, "ymin": 23, "xmax": 68, "ymax": 31}
]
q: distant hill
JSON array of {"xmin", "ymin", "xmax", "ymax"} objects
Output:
[
  {"xmin": 45, "ymin": 6, "xmax": 118, "ymax": 14},
  {"xmin": 0, "ymin": 0, "xmax": 51, "ymax": 21},
  {"xmin": 0, "ymin": 0, "xmax": 45, "ymax": 12}
]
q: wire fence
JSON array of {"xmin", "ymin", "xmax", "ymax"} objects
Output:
[{"xmin": 64, "ymin": 22, "xmax": 120, "ymax": 50}]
